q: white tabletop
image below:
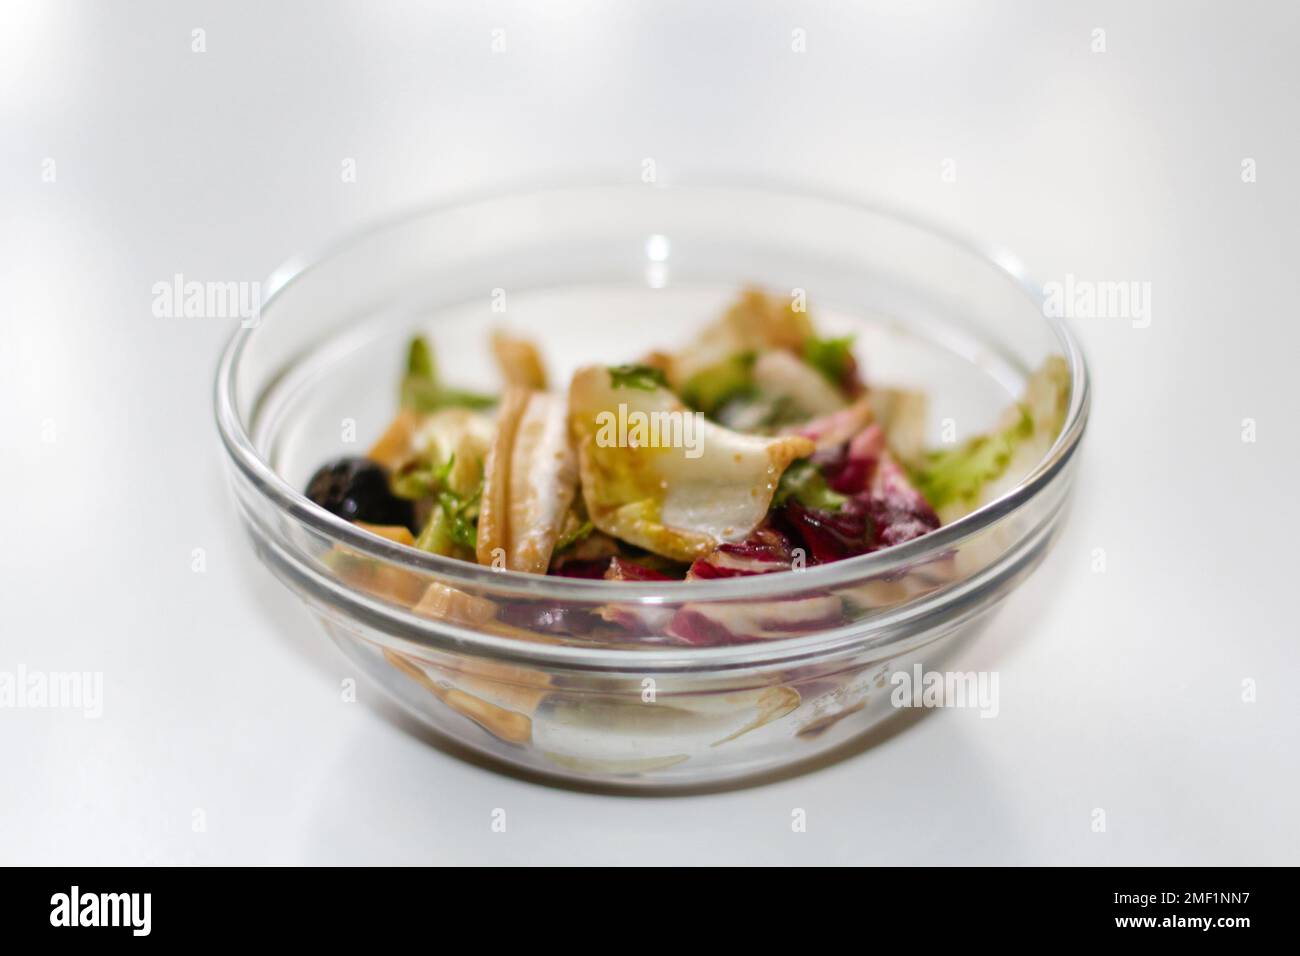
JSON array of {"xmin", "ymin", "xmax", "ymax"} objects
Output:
[{"xmin": 2, "ymin": 1, "xmax": 1296, "ymax": 865}]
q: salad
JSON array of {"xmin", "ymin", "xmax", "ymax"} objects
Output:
[{"xmin": 306, "ymin": 288, "xmax": 1067, "ymax": 602}]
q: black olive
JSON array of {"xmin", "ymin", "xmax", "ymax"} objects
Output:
[{"xmin": 304, "ymin": 457, "xmax": 416, "ymax": 533}]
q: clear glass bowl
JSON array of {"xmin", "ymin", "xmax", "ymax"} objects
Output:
[{"xmin": 215, "ymin": 182, "xmax": 1089, "ymax": 787}]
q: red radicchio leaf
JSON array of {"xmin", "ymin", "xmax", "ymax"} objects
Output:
[
  {"xmin": 779, "ymin": 498, "xmax": 874, "ymax": 563},
  {"xmin": 779, "ymin": 425, "xmax": 939, "ymax": 564},
  {"xmin": 551, "ymin": 557, "xmax": 614, "ymax": 579},
  {"xmin": 863, "ymin": 456, "xmax": 941, "ymax": 548},
  {"xmin": 687, "ymin": 525, "xmax": 796, "ymax": 579},
  {"xmin": 666, "ymin": 608, "xmax": 742, "ymax": 646},
  {"xmin": 667, "ymin": 595, "xmax": 845, "ymax": 645}
]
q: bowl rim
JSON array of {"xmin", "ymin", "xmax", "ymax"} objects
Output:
[{"xmin": 214, "ymin": 178, "xmax": 1090, "ymax": 659}]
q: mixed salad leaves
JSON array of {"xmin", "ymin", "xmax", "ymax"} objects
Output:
[{"xmin": 306, "ymin": 289, "xmax": 1068, "ymax": 591}]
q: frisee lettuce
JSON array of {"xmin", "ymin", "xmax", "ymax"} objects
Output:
[
  {"xmin": 415, "ymin": 480, "xmax": 482, "ymax": 556},
  {"xmin": 911, "ymin": 406, "xmax": 1033, "ymax": 511},
  {"xmin": 391, "ymin": 452, "xmax": 456, "ymax": 500},
  {"xmin": 910, "ymin": 356, "xmax": 1070, "ymax": 516}
]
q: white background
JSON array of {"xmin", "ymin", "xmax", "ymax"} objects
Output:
[{"xmin": 2, "ymin": 0, "xmax": 1297, "ymax": 865}]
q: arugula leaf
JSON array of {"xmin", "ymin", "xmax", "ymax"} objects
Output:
[
  {"xmin": 773, "ymin": 459, "xmax": 847, "ymax": 512},
  {"xmin": 400, "ymin": 378, "xmax": 497, "ymax": 413},
  {"xmin": 608, "ymin": 364, "xmax": 668, "ymax": 391},
  {"xmin": 803, "ymin": 335, "xmax": 855, "ymax": 388},
  {"xmin": 400, "ymin": 336, "xmax": 497, "ymax": 412},
  {"xmin": 407, "ymin": 335, "xmax": 436, "ymax": 379}
]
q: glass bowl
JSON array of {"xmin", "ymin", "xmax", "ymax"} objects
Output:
[{"xmin": 214, "ymin": 182, "xmax": 1089, "ymax": 788}]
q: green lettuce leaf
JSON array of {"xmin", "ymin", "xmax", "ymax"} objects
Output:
[
  {"xmin": 679, "ymin": 351, "xmax": 757, "ymax": 415},
  {"xmin": 773, "ymin": 459, "xmax": 847, "ymax": 512},
  {"xmin": 803, "ymin": 335, "xmax": 855, "ymax": 388}
]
